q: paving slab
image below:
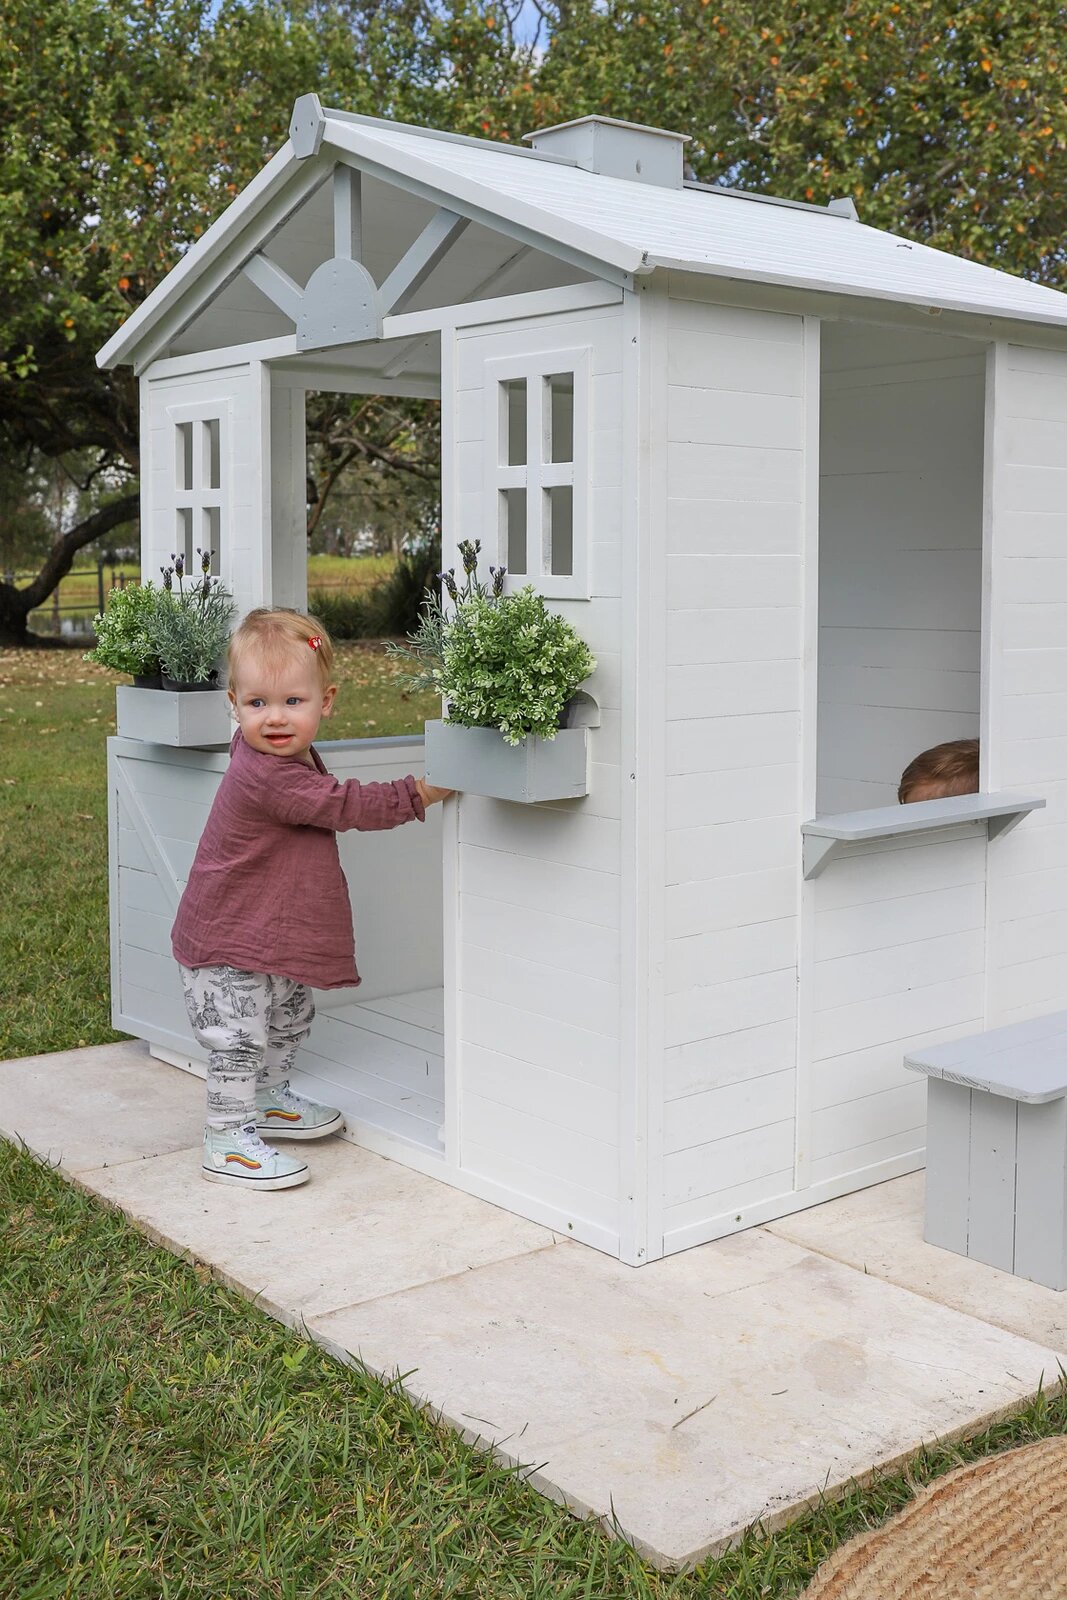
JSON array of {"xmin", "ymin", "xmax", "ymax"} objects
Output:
[
  {"xmin": 0, "ymin": 1040, "xmax": 202, "ymax": 1171},
  {"xmin": 81, "ymin": 1137, "xmax": 556, "ymax": 1322},
  {"xmin": 4, "ymin": 1043, "xmax": 1065, "ymax": 1569},
  {"xmin": 766, "ymin": 1172, "xmax": 1067, "ymax": 1356},
  {"xmin": 309, "ymin": 1224, "xmax": 1064, "ymax": 1568}
]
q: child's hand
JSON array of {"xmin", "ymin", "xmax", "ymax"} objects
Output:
[{"xmin": 416, "ymin": 777, "xmax": 454, "ymax": 807}]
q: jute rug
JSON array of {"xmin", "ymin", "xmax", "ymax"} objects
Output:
[{"xmin": 801, "ymin": 1435, "xmax": 1067, "ymax": 1599}]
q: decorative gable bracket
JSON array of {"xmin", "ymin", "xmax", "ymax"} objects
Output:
[{"xmin": 240, "ymin": 154, "xmax": 470, "ymax": 351}]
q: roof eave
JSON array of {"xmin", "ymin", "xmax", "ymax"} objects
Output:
[{"xmin": 648, "ymin": 254, "xmax": 1067, "ymax": 335}]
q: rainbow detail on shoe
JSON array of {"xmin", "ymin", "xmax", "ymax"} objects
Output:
[
  {"xmin": 253, "ymin": 1081, "xmax": 344, "ymax": 1140},
  {"xmin": 225, "ymin": 1151, "xmax": 262, "ymax": 1168}
]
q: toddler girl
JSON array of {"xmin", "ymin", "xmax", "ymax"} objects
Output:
[{"xmin": 171, "ymin": 606, "xmax": 452, "ymax": 1190}]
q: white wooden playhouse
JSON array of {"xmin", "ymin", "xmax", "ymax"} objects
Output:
[{"xmin": 98, "ymin": 98, "xmax": 1067, "ymax": 1264}]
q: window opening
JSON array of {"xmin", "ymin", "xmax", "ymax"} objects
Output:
[
  {"xmin": 545, "ymin": 486, "xmax": 573, "ymax": 576},
  {"xmin": 176, "ymin": 507, "xmax": 194, "ymax": 569},
  {"xmin": 501, "ymin": 488, "xmax": 527, "ymax": 573},
  {"xmin": 502, "ymin": 380, "xmax": 527, "ymax": 467},
  {"xmin": 204, "ymin": 418, "xmax": 221, "ymax": 491},
  {"xmin": 176, "ymin": 423, "xmax": 194, "ymax": 493},
  {"xmin": 546, "ymin": 373, "xmax": 574, "ymax": 464}
]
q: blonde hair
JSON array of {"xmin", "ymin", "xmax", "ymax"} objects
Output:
[
  {"xmin": 228, "ymin": 607, "xmax": 335, "ymax": 692},
  {"xmin": 898, "ymin": 738, "xmax": 979, "ymax": 804}
]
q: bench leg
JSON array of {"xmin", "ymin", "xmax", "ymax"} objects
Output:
[
  {"xmin": 1014, "ymin": 1098, "xmax": 1067, "ymax": 1291},
  {"xmin": 966, "ymin": 1089, "xmax": 1018, "ymax": 1273},
  {"xmin": 924, "ymin": 1078, "xmax": 970, "ymax": 1256}
]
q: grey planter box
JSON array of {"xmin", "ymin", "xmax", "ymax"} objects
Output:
[
  {"xmin": 116, "ymin": 685, "xmax": 233, "ymax": 748},
  {"xmin": 424, "ymin": 718, "xmax": 589, "ymax": 803}
]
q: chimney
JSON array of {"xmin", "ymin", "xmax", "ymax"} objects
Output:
[{"xmin": 522, "ymin": 114, "xmax": 690, "ymax": 189}]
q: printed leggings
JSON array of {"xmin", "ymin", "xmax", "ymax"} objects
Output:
[{"xmin": 178, "ymin": 964, "xmax": 315, "ymax": 1129}]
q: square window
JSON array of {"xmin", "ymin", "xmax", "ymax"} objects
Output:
[
  {"xmin": 545, "ymin": 485, "xmax": 573, "ymax": 576},
  {"xmin": 501, "ymin": 488, "xmax": 527, "ymax": 573}
]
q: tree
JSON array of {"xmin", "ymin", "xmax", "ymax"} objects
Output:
[
  {"xmin": 519, "ymin": 0, "xmax": 1067, "ymax": 283},
  {"xmin": 0, "ymin": 0, "xmax": 524, "ymax": 643}
]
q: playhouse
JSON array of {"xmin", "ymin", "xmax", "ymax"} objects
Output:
[{"xmin": 97, "ymin": 98, "xmax": 1067, "ymax": 1265}]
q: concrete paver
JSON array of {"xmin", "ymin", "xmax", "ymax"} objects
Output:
[
  {"xmin": 4, "ymin": 1042, "xmax": 1064, "ymax": 1568},
  {"xmin": 310, "ymin": 1225, "xmax": 1062, "ymax": 1567},
  {"xmin": 0, "ymin": 1040, "xmax": 202, "ymax": 1171},
  {"xmin": 767, "ymin": 1171, "xmax": 1067, "ymax": 1356}
]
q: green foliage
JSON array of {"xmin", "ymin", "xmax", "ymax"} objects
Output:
[
  {"xmin": 524, "ymin": 0, "xmax": 1067, "ymax": 284},
  {"xmin": 440, "ymin": 585, "xmax": 597, "ymax": 745},
  {"xmin": 0, "ymin": 0, "xmax": 521, "ymax": 473},
  {"xmin": 83, "ymin": 581, "xmax": 162, "ymax": 677},
  {"xmin": 384, "ymin": 536, "xmax": 499, "ymax": 693},
  {"xmin": 309, "ymin": 537, "xmax": 442, "ymax": 638},
  {"xmin": 365, "ymin": 532, "xmax": 443, "ymax": 637},
  {"xmin": 144, "ymin": 561, "xmax": 235, "ymax": 684},
  {"xmin": 307, "ymin": 587, "xmax": 374, "ymax": 640}
]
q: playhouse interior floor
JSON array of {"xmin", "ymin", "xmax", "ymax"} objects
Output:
[
  {"xmin": 158, "ymin": 985, "xmax": 447, "ymax": 1160},
  {"xmin": 5, "ymin": 1038, "xmax": 1067, "ymax": 1571}
]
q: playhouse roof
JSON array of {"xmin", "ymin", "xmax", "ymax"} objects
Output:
[{"xmin": 98, "ymin": 102, "xmax": 1067, "ymax": 370}]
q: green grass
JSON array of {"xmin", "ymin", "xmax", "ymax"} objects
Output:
[
  {"xmin": 3, "ymin": 644, "xmax": 1067, "ymax": 1597},
  {"xmin": 3, "ymin": 1139, "xmax": 1067, "ymax": 1599}
]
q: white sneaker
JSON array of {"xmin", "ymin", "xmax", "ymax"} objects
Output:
[
  {"xmin": 254, "ymin": 1081, "xmax": 344, "ymax": 1141},
  {"xmin": 202, "ymin": 1123, "xmax": 310, "ymax": 1189}
]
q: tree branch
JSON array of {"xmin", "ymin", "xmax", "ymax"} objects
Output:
[{"xmin": 11, "ymin": 493, "xmax": 140, "ymax": 612}]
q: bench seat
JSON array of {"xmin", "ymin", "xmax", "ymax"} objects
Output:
[{"xmin": 905, "ymin": 1011, "xmax": 1067, "ymax": 1290}]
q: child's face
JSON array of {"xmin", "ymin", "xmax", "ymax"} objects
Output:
[{"xmin": 228, "ymin": 650, "xmax": 337, "ymax": 760}]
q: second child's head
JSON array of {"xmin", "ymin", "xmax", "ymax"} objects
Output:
[
  {"xmin": 227, "ymin": 608, "xmax": 337, "ymax": 760},
  {"xmin": 898, "ymin": 737, "xmax": 979, "ymax": 805}
]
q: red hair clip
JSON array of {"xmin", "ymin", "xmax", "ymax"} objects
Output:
[{"xmin": 308, "ymin": 635, "xmax": 322, "ymax": 650}]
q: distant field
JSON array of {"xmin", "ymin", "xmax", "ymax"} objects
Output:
[{"xmin": 23, "ymin": 554, "xmax": 397, "ymax": 633}]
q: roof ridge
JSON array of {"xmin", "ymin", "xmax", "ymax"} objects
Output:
[{"xmin": 319, "ymin": 107, "xmax": 576, "ymax": 167}]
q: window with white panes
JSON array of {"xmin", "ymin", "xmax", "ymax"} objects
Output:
[
  {"xmin": 485, "ymin": 350, "xmax": 589, "ymax": 599},
  {"xmin": 167, "ymin": 403, "xmax": 228, "ymax": 576}
]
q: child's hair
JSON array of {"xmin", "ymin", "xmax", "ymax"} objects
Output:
[
  {"xmin": 898, "ymin": 737, "xmax": 980, "ymax": 804},
  {"xmin": 228, "ymin": 607, "xmax": 335, "ymax": 692}
]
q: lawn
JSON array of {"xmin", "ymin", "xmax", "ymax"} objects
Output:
[
  {"xmin": 3, "ymin": 644, "xmax": 1067, "ymax": 1597},
  {"xmin": 24, "ymin": 554, "xmax": 396, "ymax": 634}
]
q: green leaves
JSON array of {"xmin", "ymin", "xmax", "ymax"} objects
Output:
[{"xmin": 439, "ymin": 585, "xmax": 596, "ymax": 744}]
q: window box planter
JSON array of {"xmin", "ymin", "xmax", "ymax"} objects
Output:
[
  {"xmin": 424, "ymin": 718, "xmax": 590, "ymax": 803},
  {"xmin": 115, "ymin": 684, "xmax": 232, "ymax": 748}
]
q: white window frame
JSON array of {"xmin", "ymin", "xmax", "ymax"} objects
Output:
[
  {"xmin": 164, "ymin": 399, "xmax": 232, "ymax": 581},
  {"xmin": 483, "ymin": 347, "xmax": 591, "ymax": 600}
]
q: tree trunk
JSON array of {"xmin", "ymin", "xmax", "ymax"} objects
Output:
[{"xmin": 0, "ymin": 492, "xmax": 139, "ymax": 648}]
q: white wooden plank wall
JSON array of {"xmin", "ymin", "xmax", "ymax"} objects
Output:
[
  {"xmin": 451, "ymin": 308, "xmax": 625, "ymax": 1246},
  {"xmin": 109, "ymin": 738, "xmax": 444, "ymax": 1149},
  {"xmin": 144, "ymin": 365, "xmax": 265, "ymax": 619},
  {"xmin": 986, "ymin": 344, "xmax": 1067, "ymax": 1024},
  {"xmin": 659, "ymin": 290, "xmax": 809, "ymax": 1249},
  {"xmin": 806, "ymin": 830, "xmax": 987, "ymax": 1186},
  {"xmin": 817, "ymin": 325, "xmax": 985, "ymax": 813}
]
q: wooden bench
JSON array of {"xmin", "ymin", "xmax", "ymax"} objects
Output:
[{"xmin": 905, "ymin": 1012, "xmax": 1067, "ymax": 1290}]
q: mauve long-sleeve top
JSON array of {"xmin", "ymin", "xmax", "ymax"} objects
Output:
[{"xmin": 171, "ymin": 729, "xmax": 425, "ymax": 989}]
